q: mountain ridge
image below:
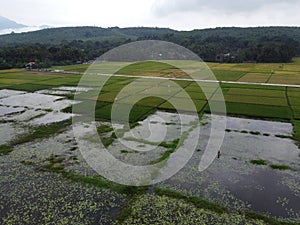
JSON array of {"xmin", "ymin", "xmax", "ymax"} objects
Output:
[
  {"xmin": 0, "ymin": 16, "xmax": 27, "ymax": 30},
  {"xmin": 0, "ymin": 25, "xmax": 300, "ymax": 47}
]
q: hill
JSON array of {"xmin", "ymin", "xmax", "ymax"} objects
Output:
[
  {"xmin": 0, "ymin": 26, "xmax": 299, "ymax": 68},
  {"xmin": 0, "ymin": 16, "xmax": 26, "ymax": 30},
  {"xmin": 0, "ymin": 26, "xmax": 175, "ymax": 46}
]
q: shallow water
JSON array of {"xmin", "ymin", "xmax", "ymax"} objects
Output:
[
  {"xmin": 1, "ymin": 86, "xmax": 300, "ymax": 221},
  {"xmin": 36, "ymin": 89, "xmax": 73, "ymax": 95},
  {"xmin": 0, "ymin": 106, "xmax": 25, "ymax": 117},
  {"xmin": 157, "ymin": 114, "xmax": 300, "ymax": 221},
  {"xmin": 0, "ymin": 93, "xmax": 63, "ymax": 109},
  {"xmin": 63, "ymin": 112, "xmax": 300, "ymax": 220},
  {"xmin": 0, "ymin": 123, "xmax": 27, "ymax": 145},
  {"xmin": 30, "ymin": 111, "xmax": 74, "ymax": 125},
  {"xmin": 0, "ymin": 88, "xmax": 80, "ymax": 125},
  {"xmin": 0, "ymin": 89, "xmax": 26, "ymax": 99},
  {"xmin": 54, "ymin": 86, "xmax": 94, "ymax": 92},
  {"xmin": 225, "ymin": 116, "xmax": 293, "ymax": 136}
]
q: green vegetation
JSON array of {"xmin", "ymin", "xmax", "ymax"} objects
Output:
[
  {"xmin": 116, "ymin": 61, "xmax": 183, "ymax": 77},
  {"xmin": 1, "ymin": 26, "xmax": 300, "ymax": 69},
  {"xmin": 250, "ymin": 160, "xmax": 293, "ymax": 171},
  {"xmin": 3, "ymin": 58, "xmax": 300, "ymax": 224},
  {"xmin": 275, "ymin": 134, "xmax": 292, "ymax": 139},
  {"xmin": 152, "ymin": 139, "xmax": 181, "ymax": 164},
  {"xmin": 270, "ymin": 164, "xmax": 291, "ymax": 171},
  {"xmin": 120, "ymin": 150, "xmax": 137, "ymax": 154},
  {"xmin": 249, "ymin": 131, "xmax": 261, "ymax": 135},
  {"xmin": 292, "ymin": 120, "xmax": 300, "ymax": 146},
  {"xmin": 250, "ymin": 159, "xmax": 267, "ymax": 166},
  {"xmin": 97, "ymin": 124, "xmax": 113, "ymax": 134},
  {"xmin": 212, "ymin": 70, "xmax": 245, "ymax": 81},
  {"xmin": 0, "ymin": 120, "xmax": 71, "ymax": 155},
  {"xmin": 101, "ymin": 135, "xmax": 115, "ymax": 148},
  {"xmin": 154, "ymin": 188, "xmax": 227, "ymax": 214}
]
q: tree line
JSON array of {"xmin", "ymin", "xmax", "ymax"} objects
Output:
[{"xmin": 0, "ymin": 26, "xmax": 299, "ymax": 69}]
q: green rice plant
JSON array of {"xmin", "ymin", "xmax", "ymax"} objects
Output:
[
  {"xmin": 159, "ymin": 98, "xmax": 207, "ymax": 112},
  {"xmin": 227, "ymin": 88, "xmax": 286, "ymax": 98},
  {"xmin": 250, "ymin": 159, "xmax": 267, "ymax": 166},
  {"xmin": 270, "ymin": 164, "xmax": 291, "ymax": 170},
  {"xmin": 249, "ymin": 131, "xmax": 261, "ymax": 135},
  {"xmin": 0, "ymin": 120, "xmax": 71, "ymax": 155},
  {"xmin": 212, "ymin": 70, "xmax": 246, "ymax": 81},
  {"xmin": 275, "ymin": 134, "xmax": 292, "ymax": 139},
  {"xmin": 97, "ymin": 125, "xmax": 113, "ymax": 134},
  {"xmin": 95, "ymin": 104, "xmax": 155, "ymax": 123},
  {"xmin": 120, "ymin": 149, "xmax": 137, "ymax": 154},
  {"xmin": 205, "ymin": 102, "xmax": 292, "ymax": 120},
  {"xmin": 8, "ymin": 83, "xmax": 57, "ymax": 92},
  {"xmin": 135, "ymin": 96, "xmax": 166, "ymax": 107}
]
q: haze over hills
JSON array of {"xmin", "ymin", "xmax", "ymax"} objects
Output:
[{"xmin": 0, "ymin": 16, "xmax": 52, "ymax": 35}]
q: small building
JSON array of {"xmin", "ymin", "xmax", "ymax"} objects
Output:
[{"xmin": 25, "ymin": 62, "xmax": 37, "ymax": 70}]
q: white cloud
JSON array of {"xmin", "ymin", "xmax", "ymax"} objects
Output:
[
  {"xmin": 148, "ymin": 0, "xmax": 300, "ymax": 30},
  {"xmin": 0, "ymin": 0, "xmax": 299, "ymax": 30},
  {"xmin": 151, "ymin": 0, "xmax": 300, "ymax": 16},
  {"xmin": 0, "ymin": 0, "xmax": 155, "ymax": 27},
  {"xmin": 0, "ymin": 26, "xmax": 41, "ymax": 35}
]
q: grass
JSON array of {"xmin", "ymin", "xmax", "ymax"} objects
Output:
[
  {"xmin": 7, "ymin": 83, "xmax": 57, "ymax": 92},
  {"xmin": 151, "ymin": 139, "xmax": 180, "ymax": 164},
  {"xmin": 120, "ymin": 149, "xmax": 137, "ymax": 154},
  {"xmin": 227, "ymin": 88, "xmax": 286, "ymax": 98},
  {"xmin": 275, "ymin": 134, "xmax": 292, "ymax": 139},
  {"xmin": 158, "ymin": 98, "xmax": 207, "ymax": 112},
  {"xmin": 95, "ymin": 104, "xmax": 155, "ymax": 123},
  {"xmin": 154, "ymin": 188, "xmax": 227, "ymax": 214},
  {"xmin": 0, "ymin": 119, "xmax": 71, "ymax": 155},
  {"xmin": 116, "ymin": 61, "xmax": 186, "ymax": 78},
  {"xmin": 212, "ymin": 70, "xmax": 246, "ymax": 81},
  {"xmin": 292, "ymin": 120, "xmax": 300, "ymax": 146},
  {"xmin": 97, "ymin": 124, "xmax": 113, "ymax": 134},
  {"xmin": 238, "ymin": 73, "xmax": 271, "ymax": 83},
  {"xmin": 50, "ymin": 64, "xmax": 90, "ymax": 72},
  {"xmin": 136, "ymin": 96, "xmax": 166, "ymax": 107},
  {"xmin": 101, "ymin": 135, "xmax": 115, "ymax": 148},
  {"xmin": 249, "ymin": 131, "xmax": 261, "ymax": 135},
  {"xmin": 250, "ymin": 159, "xmax": 267, "ymax": 166},
  {"xmin": 250, "ymin": 160, "xmax": 292, "ymax": 171},
  {"xmin": 215, "ymin": 94, "xmax": 288, "ymax": 107},
  {"xmin": 2, "ymin": 63, "xmax": 300, "ymax": 224},
  {"xmin": 205, "ymin": 102, "xmax": 292, "ymax": 120},
  {"xmin": 269, "ymin": 164, "xmax": 291, "ymax": 170}
]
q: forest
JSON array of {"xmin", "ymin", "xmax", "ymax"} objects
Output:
[{"xmin": 0, "ymin": 26, "xmax": 299, "ymax": 69}]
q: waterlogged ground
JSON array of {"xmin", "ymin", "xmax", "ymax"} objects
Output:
[
  {"xmin": 158, "ymin": 115, "xmax": 300, "ymax": 222},
  {"xmin": 0, "ymin": 87, "xmax": 129, "ymax": 224},
  {"xmin": 1, "ymin": 86, "xmax": 300, "ymax": 224},
  {"xmin": 0, "ymin": 159, "xmax": 128, "ymax": 224}
]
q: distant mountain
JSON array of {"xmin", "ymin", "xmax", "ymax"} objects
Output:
[
  {"xmin": 0, "ymin": 26, "xmax": 176, "ymax": 46},
  {"xmin": 0, "ymin": 26, "xmax": 300, "ymax": 47},
  {"xmin": 0, "ymin": 16, "xmax": 27, "ymax": 30},
  {"xmin": 0, "ymin": 26, "xmax": 299, "ymax": 67}
]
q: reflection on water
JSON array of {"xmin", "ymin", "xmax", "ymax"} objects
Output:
[{"xmin": 1, "ymin": 87, "xmax": 300, "ymax": 221}]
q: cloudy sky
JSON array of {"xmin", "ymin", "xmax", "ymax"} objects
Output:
[{"xmin": 1, "ymin": 0, "xmax": 299, "ymax": 30}]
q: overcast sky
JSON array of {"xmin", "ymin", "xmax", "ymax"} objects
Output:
[{"xmin": 1, "ymin": 0, "xmax": 299, "ymax": 30}]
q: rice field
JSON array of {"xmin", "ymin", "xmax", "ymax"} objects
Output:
[{"xmin": 1, "ymin": 60, "xmax": 300, "ymax": 224}]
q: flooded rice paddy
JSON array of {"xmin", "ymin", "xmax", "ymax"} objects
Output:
[{"xmin": 0, "ymin": 86, "xmax": 300, "ymax": 223}]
